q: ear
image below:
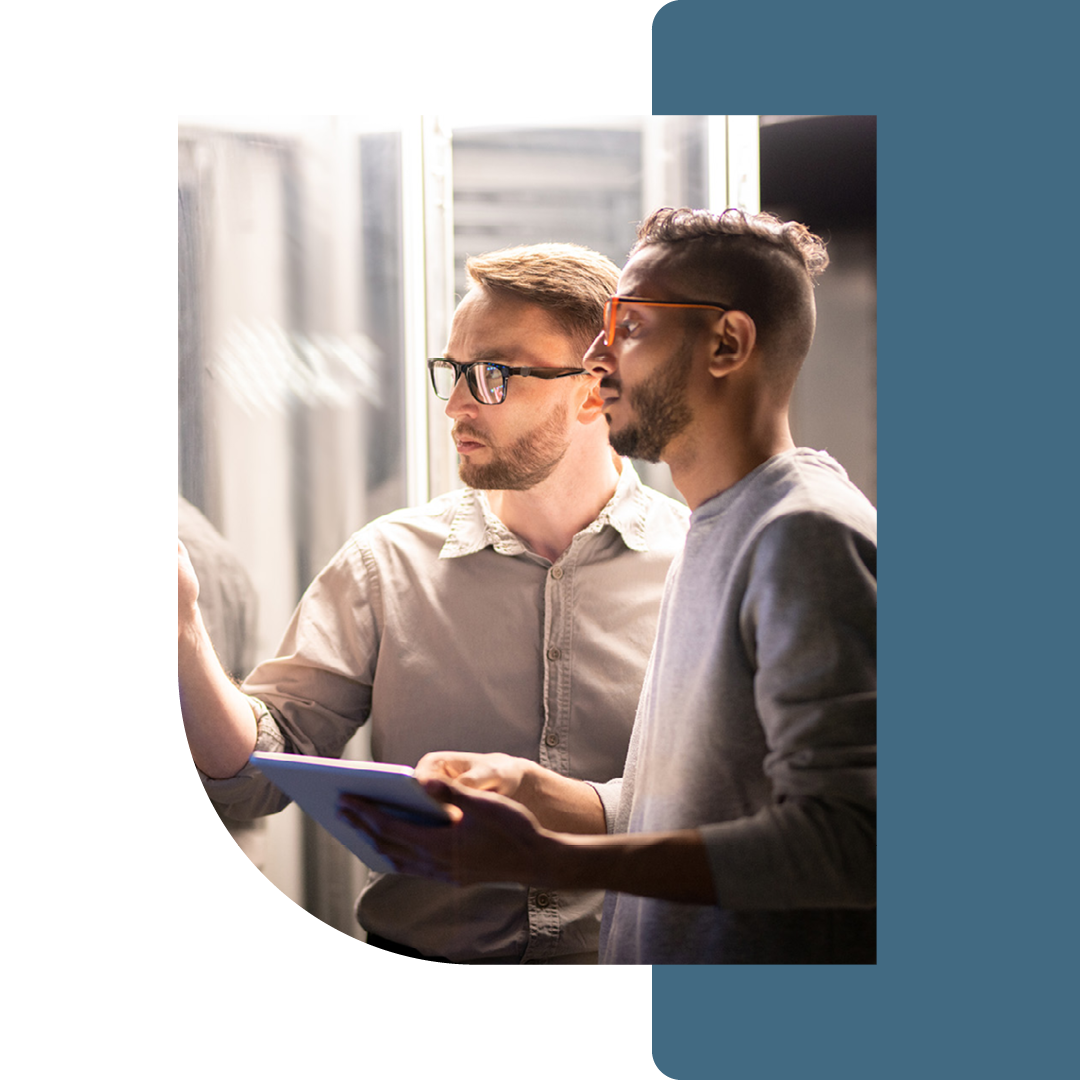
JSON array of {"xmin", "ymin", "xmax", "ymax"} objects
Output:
[
  {"xmin": 707, "ymin": 310, "xmax": 757, "ymax": 379},
  {"xmin": 576, "ymin": 374, "xmax": 607, "ymax": 425}
]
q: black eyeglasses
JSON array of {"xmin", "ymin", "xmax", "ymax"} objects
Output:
[
  {"xmin": 428, "ymin": 358, "xmax": 587, "ymax": 406},
  {"xmin": 603, "ymin": 296, "xmax": 731, "ymax": 346}
]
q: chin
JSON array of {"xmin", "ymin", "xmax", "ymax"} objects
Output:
[{"xmin": 609, "ymin": 428, "xmax": 663, "ymax": 464}]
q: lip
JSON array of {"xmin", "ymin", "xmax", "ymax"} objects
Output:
[{"xmin": 452, "ymin": 431, "xmax": 487, "ymax": 454}]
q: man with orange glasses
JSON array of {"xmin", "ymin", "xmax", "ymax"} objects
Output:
[
  {"xmin": 339, "ymin": 208, "xmax": 877, "ymax": 965},
  {"xmin": 179, "ymin": 242, "xmax": 690, "ymax": 963}
]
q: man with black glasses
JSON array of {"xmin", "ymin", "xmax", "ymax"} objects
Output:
[
  {"xmin": 178, "ymin": 242, "xmax": 690, "ymax": 963},
  {"xmin": 338, "ymin": 208, "xmax": 877, "ymax": 965}
]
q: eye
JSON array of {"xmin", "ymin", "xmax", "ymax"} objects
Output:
[{"xmin": 618, "ymin": 315, "xmax": 642, "ymax": 337}]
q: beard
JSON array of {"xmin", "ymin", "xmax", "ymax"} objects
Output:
[
  {"xmin": 456, "ymin": 400, "xmax": 572, "ymax": 491},
  {"xmin": 607, "ymin": 334, "xmax": 694, "ymax": 463}
]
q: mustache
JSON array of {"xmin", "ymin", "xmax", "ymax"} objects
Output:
[{"xmin": 452, "ymin": 424, "xmax": 487, "ymax": 442}]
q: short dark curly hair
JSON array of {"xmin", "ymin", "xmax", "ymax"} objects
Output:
[{"xmin": 631, "ymin": 207, "xmax": 829, "ymax": 377}]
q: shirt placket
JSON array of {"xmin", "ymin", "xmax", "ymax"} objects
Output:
[{"xmin": 521, "ymin": 544, "xmax": 578, "ymax": 961}]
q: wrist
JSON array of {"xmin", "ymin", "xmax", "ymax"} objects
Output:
[
  {"xmin": 531, "ymin": 825, "xmax": 576, "ymax": 888},
  {"xmin": 178, "ymin": 601, "xmax": 206, "ymax": 652},
  {"xmin": 515, "ymin": 759, "xmax": 544, "ymax": 806}
]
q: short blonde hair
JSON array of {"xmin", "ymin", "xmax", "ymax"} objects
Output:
[{"xmin": 465, "ymin": 243, "xmax": 620, "ymax": 360}]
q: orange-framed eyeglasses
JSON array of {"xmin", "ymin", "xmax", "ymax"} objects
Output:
[{"xmin": 603, "ymin": 296, "xmax": 731, "ymax": 346}]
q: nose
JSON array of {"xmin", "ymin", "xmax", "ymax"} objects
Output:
[
  {"xmin": 584, "ymin": 330, "xmax": 616, "ymax": 379},
  {"xmin": 444, "ymin": 370, "xmax": 478, "ymax": 420}
]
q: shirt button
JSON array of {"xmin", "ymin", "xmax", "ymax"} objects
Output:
[
  {"xmin": 546, "ymin": 646, "xmax": 561, "ymax": 661},
  {"xmin": 535, "ymin": 893, "xmax": 551, "ymax": 908},
  {"xmin": 544, "ymin": 731, "xmax": 560, "ymax": 747},
  {"xmin": 550, "ymin": 566, "xmax": 564, "ymax": 580}
]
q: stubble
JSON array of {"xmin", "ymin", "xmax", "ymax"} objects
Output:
[
  {"xmin": 457, "ymin": 400, "xmax": 572, "ymax": 491},
  {"xmin": 607, "ymin": 333, "xmax": 694, "ymax": 463}
]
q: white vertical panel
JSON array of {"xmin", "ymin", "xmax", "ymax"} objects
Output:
[
  {"xmin": 422, "ymin": 116, "xmax": 459, "ymax": 499},
  {"xmin": 641, "ymin": 116, "xmax": 669, "ymax": 218},
  {"xmin": 707, "ymin": 115, "xmax": 729, "ymax": 209},
  {"xmin": 400, "ymin": 119, "xmax": 430, "ymax": 507},
  {"xmin": 727, "ymin": 114, "xmax": 760, "ymax": 212},
  {"xmin": 708, "ymin": 115, "xmax": 760, "ymax": 212}
]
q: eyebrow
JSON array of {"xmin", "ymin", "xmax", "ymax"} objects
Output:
[{"xmin": 442, "ymin": 348, "xmax": 519, "ymax": 364}]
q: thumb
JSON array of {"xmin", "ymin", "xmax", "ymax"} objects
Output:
[
  {"xmin": 420, "ymin": 778, "xmax": 471, "ymax": 821},
  {"xmin": 423, "ymin": 777, "xmax": 478, "ymax": 805},
  {"xmin": 423, "ymin": 776, "xmax": 516, "ymax": 814}
]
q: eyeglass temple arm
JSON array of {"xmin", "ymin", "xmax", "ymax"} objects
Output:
[{"xmin": 516, "ymin": 367, "xmax": 588, "ymax": 380}]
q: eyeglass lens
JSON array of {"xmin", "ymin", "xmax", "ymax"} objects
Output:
[{"xmin": 431, "ymin": 360, "xmax": 507, "ymax": 405}]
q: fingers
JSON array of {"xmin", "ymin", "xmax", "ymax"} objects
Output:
[
  {"xmin": 414, "ymin": 752, "xmax": 472, "ymax": 783},
  {"xmin": 336, "ymin": 785, "xmax": 544, "ymax": 887},
  {"xmin": 414, "ymin": 753, "xmax": 490, "ymax": 790},
  {"xmin": 421, "ymin": 779, "xmax": 540, "ymax": 832},
  {"xmin": 414, "ymin": 752, "xmax": 525, "ymax": 796},
  {"xmin": 413, "ymin": 752, "xmax": 507, "ymax": 791},
  {"xmin": 339, "ymin": 791, "xmax": 461, "ymax": 827},
  {"xmin": 336, "ymin": 794, "xmax": 462, "ymax": 880}
]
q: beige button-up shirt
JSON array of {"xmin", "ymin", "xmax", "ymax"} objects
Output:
[{"xmin": 205, "ymin": 461, "xmax": 689, "ymax": 962}]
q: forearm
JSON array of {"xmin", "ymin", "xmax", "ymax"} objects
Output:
[
  {"xmin": 178, "ymin": 606, "xmax": 259, "ymax": 779},
  {"xmin": 515, "ymin": 762, "xmax": 607, "ymax": 834},
  {"xmin": 538, "ymin": 827, "xmax": 717, "ymax": 905},
  {"xmin": 340, "ymin": 780, "xmax": 716, "ymax": 903}
]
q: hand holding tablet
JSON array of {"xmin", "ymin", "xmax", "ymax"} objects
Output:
[{"xmin": 249, "ymin": 751, "xmax": 451, "ymax": 874}]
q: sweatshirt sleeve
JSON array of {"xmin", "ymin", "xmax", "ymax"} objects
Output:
[
  {"xmin": 704, "ymin": 509, "xmax": 877, "ymax": 910},
  {"xmin": 584, "ymin": 777, "xmax": 624, "ymax": 834}
]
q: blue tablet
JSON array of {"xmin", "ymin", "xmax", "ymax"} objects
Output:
[{"xmin": 249, "ymin": 751, "xmax": 451, "ymax": 873}]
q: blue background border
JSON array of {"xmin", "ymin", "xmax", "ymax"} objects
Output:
[{"xmin": 4, "ymin": 2, "xmax": 1067, "ymax": 1071}]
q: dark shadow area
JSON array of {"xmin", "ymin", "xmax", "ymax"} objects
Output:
[{"xmin": 760, "ymin": 115, "xmax": 876, "ymax": 233}]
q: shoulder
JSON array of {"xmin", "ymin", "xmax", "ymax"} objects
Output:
[
  {"xmin": 177, "ymin": 496, "xmax": 257, "ymax": 598},
  {"xmin": 688, "ymin": 450, "xmax": 876, "ymax": 589},
  {"xmin": 747, "ymin": 459, "xmax": 878, "ymax": 602},
  {"xmin": 755, "ymin": 506, "xmax": 876, "ymax": 584},
  {"xmin": 178, "ymin": 495, "xmax": 239, "ymax": 563},
  {"xmin": 753, "ymin": 449, "xmax": 876, "ymax": 546},
  {"xmin": 352, "ymin": 490, "xmax": 465, "ymax": 543},
  {"xmin": 369, "ymin": 489, "xmax": 465, "ymax": 529},
  {"xmin": 321, "ymin": 490, "xmax": 469, "ymax": 575}
]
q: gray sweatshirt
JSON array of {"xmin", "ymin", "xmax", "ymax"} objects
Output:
[{"xmin": 598, "ymin": 449, "xmax": 877, "ymax": 964}]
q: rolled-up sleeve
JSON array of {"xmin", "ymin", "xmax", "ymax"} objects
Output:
[{"xmin": 202, "ymin": 537, "xmax": 378, "ymax": 818}]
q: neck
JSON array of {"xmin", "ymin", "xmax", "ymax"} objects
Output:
[
  {"xmin": 486, "ymin": 447, "xmax": 621, "ymax": 563},
  {"xmin": 666, "ymin": 403, "xmax": 794, "ymax": 512}
]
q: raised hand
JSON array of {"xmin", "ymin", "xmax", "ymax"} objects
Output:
[{"xmin": 178, "ymin": 539, "xmax": 200, "ymax": 639}]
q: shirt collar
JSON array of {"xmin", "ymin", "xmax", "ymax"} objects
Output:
[{"xmin": 439, "ymin": 459, "xmax": 655, "ymax": 559}]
